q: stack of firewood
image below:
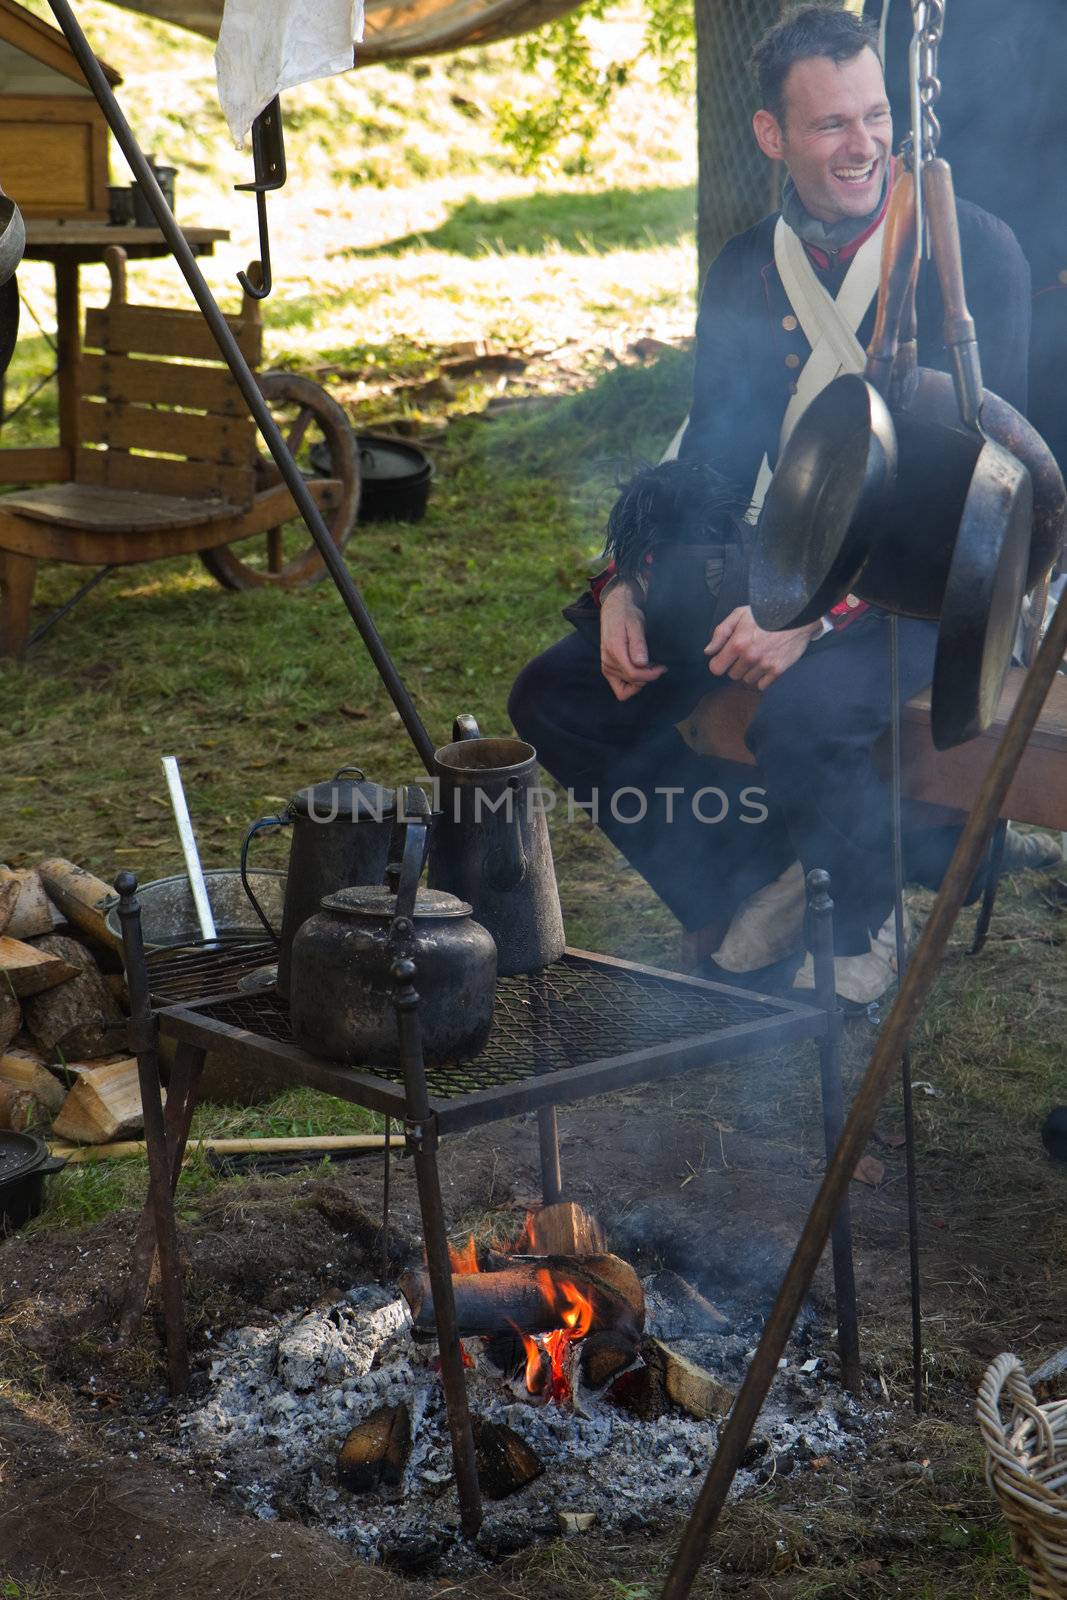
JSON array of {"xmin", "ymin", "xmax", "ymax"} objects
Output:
[{"xmin": 0, "ymin": 859, "xmax": 146, "ymax": 1145}]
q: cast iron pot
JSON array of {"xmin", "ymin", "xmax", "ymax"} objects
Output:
[
  {"xmin": 311, "ymin": 434, "xmax": 433, "ymax": 522},
  {"xmin": 0, "ymin": 1132, "xmax": 65, "ymax": 1234}
]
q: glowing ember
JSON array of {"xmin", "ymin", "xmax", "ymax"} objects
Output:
[{"xmin": 448, "ymin": 1235, "xmax": 480, "ymax": 1276}]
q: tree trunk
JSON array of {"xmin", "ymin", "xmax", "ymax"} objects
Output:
[{"xmin": 693, "ymin": 0, "xmax": 782, "ymax": 286}]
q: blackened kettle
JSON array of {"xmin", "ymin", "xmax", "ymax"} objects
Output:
[{"xmin": 242, "ymin": 767, "xmax": 398, "ymax": 997}]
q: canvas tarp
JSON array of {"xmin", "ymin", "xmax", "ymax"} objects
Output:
[{"xmin": 99, "ymin": 0, "xmax": 586, "ymax": 60}]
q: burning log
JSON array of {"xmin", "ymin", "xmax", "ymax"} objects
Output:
[
  {"xmin": 648, "ymin": 1269, "xmax": 731, "ymax": 1332},
  {"xmin": 337, "ymin": 1403, "xmax": 411, "ymax": 1492},
  {"xmin": 610, "ymin": 1340, "xmax": 735, "ymax": 1423},
  {"xmin": 579, "ymin": 1328, "xmax": 640, "ymax": 1389},
  {"xmin": 472, "ymin": 1416, "xmax": 543, "ymax": 1498},
  {"xmin": 523, "ymin": 1201, "xmax": 606, "ymax": 1257},
  {"xmin": 399, "ymin": 1252, "xmax": 644, "ymax": 1340}
]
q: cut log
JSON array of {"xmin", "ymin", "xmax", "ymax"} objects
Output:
[
  {"xmin": 472, "ymin": 1416, "xmax": 543, "ymax": 1498},
  {"xmin": 0, "ymin": 869, "xmax": 56, "ymax": 939},
  {"xmin": 609, "ymin": 1362, "xmax": 668, "ymax": 1421},
  {"xmin": 51, "ymin": 1058, "xmax": 152, "ymax": 1144},
  {"xmin": 648, "ymin": 1269, "xmax": 731, "ymax": 1331},
  {"xmin": 0, "ymin": 992, "xmax": 19, "ymax": 1055},
  {"xmin": 399, "ymin": 1252, "xmax": 644, "ymax": 1340},
  {"xmin": 579, "ymin": 1328, "xmax": 640, "ymax": 1389},
  {"xmin": 0, "ymin": 1080, "xmax": 39, "ymax": 1131},
  {"xmin": 642, "ymin": 1337, "xmax": 735, "ymax": 1421},
  {"xmin": 35, "ymin": 859, "xmax": 122, "ymax": 951},
  {"xmin": 337, "ymin": 1403, "xmax": 411, "ymax": 1491},
  {"xmin": 22, "ymin": 936, "xmax": 125, "ymax": 1060},
  {"xmin": 523, "ymin": 1201, "xmax": 606, "ymax": 1257},
  {"xmin": 0, "ymin": 936, "xmax": 79, "ymax": 998},
  {"xmin": 0, "ymin": 1047, "xmax": 65, "ymax": 1115}
]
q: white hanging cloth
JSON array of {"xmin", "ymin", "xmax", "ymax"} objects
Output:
[{"xmin": 215, "ymin": 0, "xmax": 366, "ymax": 144}]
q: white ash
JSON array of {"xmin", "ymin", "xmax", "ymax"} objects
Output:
[{"xmin": 175, "ymin": 1278, "xmax": 870, "ymax": 1574}]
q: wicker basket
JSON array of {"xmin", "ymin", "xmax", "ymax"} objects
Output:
[{"xmin": 979, "ymin": 1353, "xmax": 1067, "ymax": 1598}]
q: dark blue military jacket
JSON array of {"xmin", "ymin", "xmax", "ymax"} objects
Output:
[{"xmin": 678, "ymin": 197, "xmax": 1030, "ymax": 503}]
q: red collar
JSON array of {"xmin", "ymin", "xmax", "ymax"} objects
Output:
[{"xmin": 802, "ymin": 161, "xmax": 894, "ymax": 271}]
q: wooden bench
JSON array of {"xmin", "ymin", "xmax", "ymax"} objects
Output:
[{"xmin": 676, "ymin": 663, "xmax": 1067, "ymax": 962}]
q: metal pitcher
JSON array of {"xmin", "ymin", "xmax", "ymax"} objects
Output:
[
  {"xmin": 242, "ymin": 767, "xmax": 398, "ymax": 997},
  {"xmin": 427, "ymin": 715, "xmax": 565, "ymax": 975}
]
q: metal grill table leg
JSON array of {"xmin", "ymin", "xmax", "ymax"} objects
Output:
[
  {"xmin": 115, "ymin": 872, "xmax": 189, "ymax": 1395},
  {"xmin": 537, "ymin": 1105, "xmax": 563, "ymax": 1204},
  {"xmin": 807, "ymin": 870, "xmax": 861, "ymax": 1396},
  {"xmin": 393, "ymin": 956, "xmax": 482, "ymax": 1538},
  {"xmin": 118, "ymin": 1039, "xmax": 205, "ymax": 1346}
]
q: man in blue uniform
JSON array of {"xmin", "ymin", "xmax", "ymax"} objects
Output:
[{"xmin": 509, "ymin": 5, "xmax": 1053, "ymax": 1005}]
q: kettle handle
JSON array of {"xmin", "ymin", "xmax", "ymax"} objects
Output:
[
  {"xmin": 487, "ymin": 775, "xmax": 529, "ymax": 892},
  {"xmin": 240, "ymin": 814, "xmax": 289, "ymax": 940},
  {"xmin": 392, "ymin": 785, "xmax": 431, "ymax": 926},
  {"xmin": 453, "ymin": 713, "xmax": 481, "ymax": 742}
]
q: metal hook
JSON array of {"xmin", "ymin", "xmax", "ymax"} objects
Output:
[{"xmin": 235, "ymin": 96, "xmax": 286, "ymax": 302}]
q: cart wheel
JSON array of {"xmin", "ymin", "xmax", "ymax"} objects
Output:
[{"xmin": 199, "ymin": 371, "xmax": 359, "ymax": 590}]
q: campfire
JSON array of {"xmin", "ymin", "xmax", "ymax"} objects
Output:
[
  {"xmin": 178, "ymin": 1199, "xmax": 865, "ymax": 1572},
  {"xmin": 399, "ymin": 1204, "xmax": 644, "ymax": 1408}
]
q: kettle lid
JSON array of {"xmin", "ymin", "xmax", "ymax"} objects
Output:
[
  {"xmin": 290, "ymin": 767, "xmax": 397, "ymax": 822},
  {"xmin": 320, "ymin": 884, "xmax": 472, "ymax": 920}
]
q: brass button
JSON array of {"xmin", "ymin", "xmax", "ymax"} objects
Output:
[
  {"xmin": 782, "ymin": 314, "xmax": 799, "ymax": 331},
  {"xmin": 1059, "ymin": 269, "xmax": 1067, "ymax": 285},
  {"xmin": 785, "ymin": 352, "xmax": 801, "ymax": 369}
]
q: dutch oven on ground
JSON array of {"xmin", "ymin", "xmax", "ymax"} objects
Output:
[
  {"xmin": 0, "ymin": 1131, "xmax": 64, "ymax": 1234},
  {"xmin": 312, "ymin": 433, "xmax": 433, "ymax": 522}
]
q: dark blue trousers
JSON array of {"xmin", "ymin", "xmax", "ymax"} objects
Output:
[{"xmin": 509, "ymin": 611, "xmax": 960, "ymax": 954}]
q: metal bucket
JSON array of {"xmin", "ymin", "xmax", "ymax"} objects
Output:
[{"xmin": 104, "ymin": 869, "xmax": 286, "ymax": 952}]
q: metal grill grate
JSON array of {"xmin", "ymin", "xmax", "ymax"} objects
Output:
[
  {"xmin": 146, "ymin": 937, "xmax": 277, "ymax": 1004},
  {"xmin": 185, "ymin": 955, "xmax": 780, "ymax": 1100}
]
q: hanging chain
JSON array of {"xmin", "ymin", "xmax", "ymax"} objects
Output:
[{"xmin": 911, "ymin": 0, "xmax": 946, "ymax": 164}]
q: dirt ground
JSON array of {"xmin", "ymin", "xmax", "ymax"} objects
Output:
[{"xmin": 2, "ymin": 897, "xmax": 1065, "ymax": 1599}]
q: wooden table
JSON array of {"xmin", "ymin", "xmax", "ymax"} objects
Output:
[{"xmin": 8, "ymin": 221, "xmax": 229, "ymax": 485}]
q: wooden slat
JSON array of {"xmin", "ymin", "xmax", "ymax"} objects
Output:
[
  {"xmin": 84, "ymin": 304, "xmax": 262, "ymax": 366},
  {"xmin": 81, "ymin": 352, "xmax": 247, "ymax": 416},
  {"xmin": 76, "ymin": 447, "xmax": 254, "ymax": 506},
  {"xmin": 0, "ymin": 446, "xmax": 71, "ymax": 485},
  {"xmin": 78, "ymin": 398, "xmax": 256, "ymax": 466},
  {"xmin": 0, "ymin": 482, "xmax": 238, "ymax": 533}
]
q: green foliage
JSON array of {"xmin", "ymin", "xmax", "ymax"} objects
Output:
[{"xmin": 495, "ymin": 1, "xmax": 695, "ymax": 175}]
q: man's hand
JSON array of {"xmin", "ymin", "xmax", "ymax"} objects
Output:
[
  {"xmin": 600, "ymin": 580, "xmax": 667, "ymax": 702},
  {"xmin": 705, "ymin": 605, "xmax": 820, "ymax": 690}
]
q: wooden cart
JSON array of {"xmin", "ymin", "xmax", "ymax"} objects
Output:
[{"xmin": 0, "ymin": 246, "xmax": 359, "ymax": 655}]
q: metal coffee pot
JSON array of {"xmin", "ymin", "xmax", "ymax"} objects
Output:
[
  {"xmin": 427, "ymin": 715, "xmax": 565, "ymax": 975},
  {"xmin": 289, "ymin": 791, "xmax": 497, "ymax": 1068},
  {"xmin": 242, "ymin": 767, "xmax": 398, "ymax": 997}
]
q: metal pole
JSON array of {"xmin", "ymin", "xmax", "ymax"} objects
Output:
[
  {"xmin": 807, "ymin": 869, "xmax": 861, "ymax": 1395},
  {"xmin": 380, "ymin": 1116, "xmax": 393, "ymax": 1286},
  {"xmin": 659, "ymin": 587, "xmax": 1067, "ymax": 1600},
  {"xmin": 393, "ymin": 956, "xmax": 482, "ymax": 1537},
  {"xmin": 45, "ymin": 0, "xmax": 436, "ymax": 777},
  {"xmin": 537, "ymin": 1105, "xmax": 563, "ymax": 1205},
  {"xmin": 889, "ymin": 617, "xmax": 924, "ymax": 1414}
]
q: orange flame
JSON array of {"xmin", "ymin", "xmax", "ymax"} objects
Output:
[
  {"xmin": 507, "ymin": 1273, "xmax": 596, "ymax": 1404},
  {"xmin": 448, "ymin": 1234, "xmax": 480, "ymax": 1275}
]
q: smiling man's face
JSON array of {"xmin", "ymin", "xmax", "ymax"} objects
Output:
[{"xmin": 753, "ymin": 47, "xmax": 892, "ymax": 226}]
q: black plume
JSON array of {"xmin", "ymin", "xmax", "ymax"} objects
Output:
[{"xmin": 604, "ymin": 460, "xmax": 750, "ymax": 580}]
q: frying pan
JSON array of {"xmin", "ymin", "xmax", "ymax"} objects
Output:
[{"xmin": 748, "ymin": 172, "xmax": 915, "ymax": 632}]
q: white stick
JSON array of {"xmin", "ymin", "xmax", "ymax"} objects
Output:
[{"xmin": 161, "ymin": 754, "xmax": 217, "ymax": 941}]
